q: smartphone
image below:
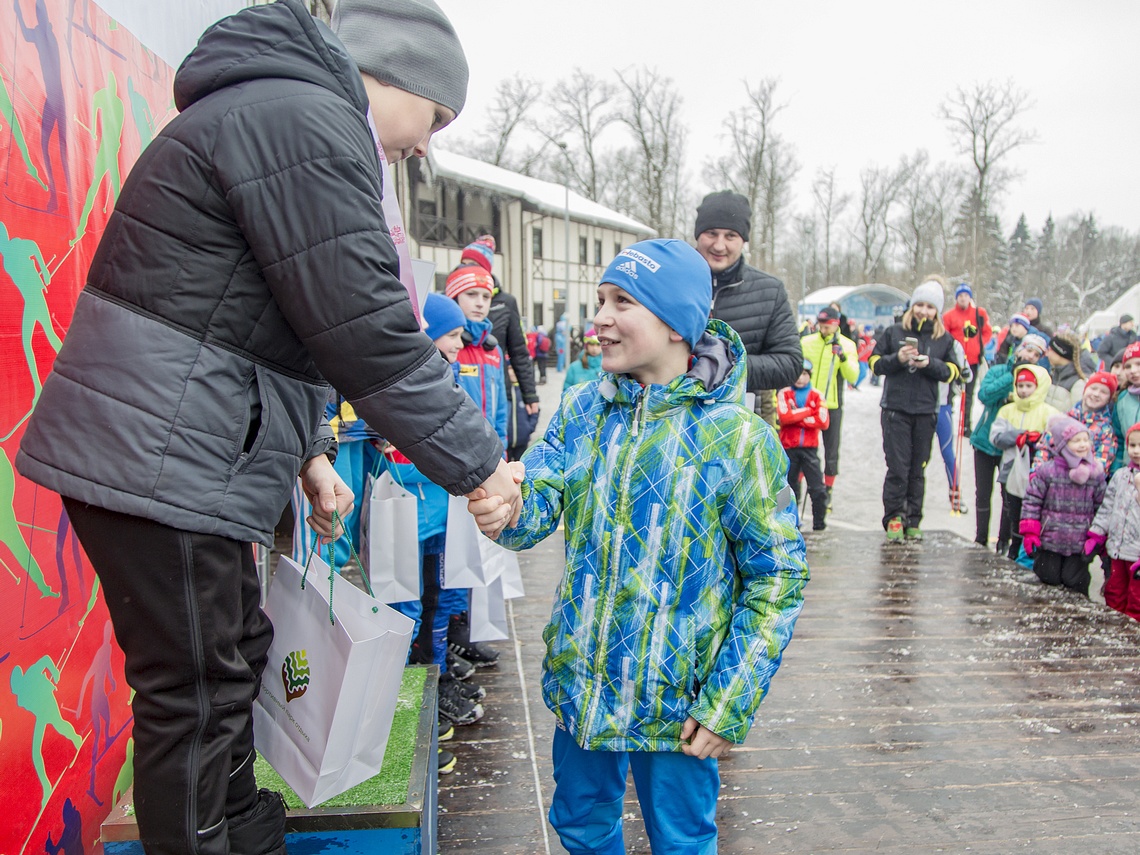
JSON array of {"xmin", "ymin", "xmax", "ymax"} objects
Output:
[{"xmin": 904, "ymin": 336, "xmax": 918, "ymax": 349}]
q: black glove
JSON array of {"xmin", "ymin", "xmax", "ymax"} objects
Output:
[{"xmin": 963, "ymin": 322, "xmax": 978, "ymax": 339}]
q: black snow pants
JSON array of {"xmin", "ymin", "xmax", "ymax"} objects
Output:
[{"xmin": 880, "ymin": 408, "xmax": 937, "ymax": 530}]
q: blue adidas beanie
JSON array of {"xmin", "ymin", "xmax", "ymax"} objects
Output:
[
  {"xmin": 422, "ymin": 291, "xmax": 466, "ymax": 341},
  {"xmin": 600, "ymin": 239, "xmax": 712, "ymax": 348}
]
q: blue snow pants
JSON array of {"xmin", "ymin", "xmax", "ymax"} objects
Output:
[{"xmin": 549, "ymin": 726, "xmax": 720, "ymax": 854}]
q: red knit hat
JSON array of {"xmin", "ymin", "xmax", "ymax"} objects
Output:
[
  {"xmin": 1086, "ymin": 371, "xmax": 1118, "ymax": 398},
  {"xmin": 1015, "ymin": 367, "xmax": 1038, "ymax": 385},
  {"xmin": 1126, "ymin": 422, "xmax": 1140, "ymax": 446},
  {"xmin": 445, "ymin": 265, "xmax": 493, "ymax": 299},
  {"xmin": 459, "ymin": 235, "xmax": 496, "ymax": 273},
  {"xmin": 1122, "ymin": 341, "xmax": 1140, "ymax": 365}
]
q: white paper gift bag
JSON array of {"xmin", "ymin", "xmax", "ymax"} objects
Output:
[
  {"xmin": 443, "ymin": 494, "xmax": 488, "ymax": 588},
  {"xmin": 360, "ymin": 470, "xmax": 421, "ymax": 603},
  {"xmin": 253, "ymin": 553, "xmax": 414, "ymax": 807},
  {"xmin": 481, "ymin": 537, "xmax": 524, "ymax": 600},
  {"xmin": 469, "ymin": 572, "xmax": 508, "ymax": 642}
]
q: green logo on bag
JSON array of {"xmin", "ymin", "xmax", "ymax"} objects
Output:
[{"xmin": 282, "ymin": 650, "xmax": 311, "ymax": 702}]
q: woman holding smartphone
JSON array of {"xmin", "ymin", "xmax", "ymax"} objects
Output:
[{"xmin": 869, "ymin": 276, "xmax": 963, "ymax": 543}]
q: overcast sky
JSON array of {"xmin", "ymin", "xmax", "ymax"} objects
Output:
[{"xmin": 435, "ymin": 0, "xmax": 1140, "ymax": 236}]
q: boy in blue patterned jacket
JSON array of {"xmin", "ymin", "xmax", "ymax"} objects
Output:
[{"xmin": 471, "ymin": 239, "xmax": 808, "ymax": 853}]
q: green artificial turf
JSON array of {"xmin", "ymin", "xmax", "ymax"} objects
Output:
[{"xmin": 254, "ymin": 665, "xmax": 428, "ymax": 809}]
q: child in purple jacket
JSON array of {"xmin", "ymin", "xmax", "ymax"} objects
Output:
[{"xmin": 1020, "ymin": 414, "xmax": 1108, "ymax": 596}]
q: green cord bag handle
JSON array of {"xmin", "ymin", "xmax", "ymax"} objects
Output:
[{"xmin": 301, "ymin": 509, "xmax": 378, "ymax": 624}]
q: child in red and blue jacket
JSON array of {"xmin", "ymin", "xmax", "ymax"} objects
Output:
[{"xmin": 778, "ymin": 359, "xmax": 831, "ymax": 531}]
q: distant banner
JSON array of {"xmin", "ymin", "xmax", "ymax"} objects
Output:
[{"xmin": 1, "ymin": 0, "xmax": 233, "ymax": 852}]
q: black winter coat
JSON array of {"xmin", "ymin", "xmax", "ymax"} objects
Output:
[
  {"xmin": 489, "ymin": 286, "xmax": 538, "ymax": 404},
  {"xmin": 871, "ymin": 321, "xmax": 957, "ymax": 415},
  {"xmin": 17, "ymin": 0, "xmax": 503, "ymax": 544},
  {"xmin": 1097, "ymin": 325, "xmax": 1136, "ymax": 363},
  {"xmin": 710, "ymin": 261, "xmax": 802, "ymax": 391}
]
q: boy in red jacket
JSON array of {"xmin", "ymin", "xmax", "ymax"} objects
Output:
[{"xmin": 778, "ymin": 359, "xmax": 831, "ymax": 531}]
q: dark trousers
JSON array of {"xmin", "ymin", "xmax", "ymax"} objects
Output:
[
  {"xmin": 64, "ymin": 499, "xmax": 274, "ymax": 855},
  {"xmin": 881, "ymin": 408, "xmax": 937, "ymax": 529},
  {"xmin": 1033, "ymin": 548, "xmax": 1090, "ymax": 596},
  {"xmin": 534, "ymin": 352, "xmax": 548, "ymax": 382},
  {"xmin": 821, "ymin": 407, "xmax": 842, "ymax": 479},
  {"xmin": 963, "ymin": 364, "xmax": 980, "ymax": 433},
  {"xmin": 786, "ymin": 447, "xmax": 828, "ymax": 529},
  {"xmin": 998, "ymin": 486, "xmax": 1024, "ymax": 559},
  {"xmin": 973, "ymin": 449, "xmax": 1001, "ymax": 546}
]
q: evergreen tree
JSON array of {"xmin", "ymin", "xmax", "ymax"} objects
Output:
[
  {"xmin": 1004, "ymin": 214, "xmax": 1034, "ymax": 313},
  {"xmin": 1034, "ymin": 215, "xmax": 1057, "ymax": 299},
  {"xmin": 951, "ymin": 187, "xmax": 1006, "ymax": 308}
]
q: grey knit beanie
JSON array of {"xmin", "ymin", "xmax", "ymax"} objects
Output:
[
  {"xmin": 332, "ymin": 0, "xmax": 469, "ymax": 116},
  {"xmin": 910, "ymin": 279, "xmax": 945, "ymax": 313}
]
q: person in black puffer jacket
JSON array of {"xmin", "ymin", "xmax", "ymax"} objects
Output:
[
  {"xmin": 694, "ymin": 191, "xmax": 802, "ymax": 425},
  {"xmin": 871, "ymin": 276, "xmax": 960, "ymax": 542},
  {"xmin": 459, "ymin": 235, "xmax": 540, "ymax": 415},
  {"xmin": 17, "ymin": 2, "xmax": 521, "ymax": 852}
]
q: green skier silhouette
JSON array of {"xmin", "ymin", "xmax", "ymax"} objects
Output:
[
  {"xmin": 72, "ymin": 70, "xmax": 125, "ymax": 245},
  {"xmin": 126, "ymin": 76, "xmax": 155, "ymax": 152},
  {"xmin": 0, "ymin": 221, "xmax": 62, "ymax": 420},
  {"xmin": 10, "ymin": 655, "xmax": 83, "ymax": 807},
  {"xmin": 0, "ymin": 449, "xmax": 56, "ymax": 597},
  {"xmin": 0, "ymin": 70, "xmax": 47, "ymax": 190}
]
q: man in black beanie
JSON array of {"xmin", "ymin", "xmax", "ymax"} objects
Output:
[{"xmin": 694, "ymin": 191, "xmax": 802, "ymax": 425}]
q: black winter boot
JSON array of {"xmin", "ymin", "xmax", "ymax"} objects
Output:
[
  {"xmin": 228, "ymin": 789, "xmax": 287, "ymax": 855},
  {"xmin": 448, "ymin": 612, "xmax": 500, "ymax": 667}
]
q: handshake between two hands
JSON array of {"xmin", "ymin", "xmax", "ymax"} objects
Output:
[
  {"xmin": 466, "ymin": 460, "xmax": 527, "ymax": 538},
  {"xmin": 300, "ymin": 452, "xmax": 526, "ymax": 544}
]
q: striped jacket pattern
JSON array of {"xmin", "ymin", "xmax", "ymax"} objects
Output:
[{"xmin": 499, "ymin": 320, "xmax": 808, "ymax": 751}]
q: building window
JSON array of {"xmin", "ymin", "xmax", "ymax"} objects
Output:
[
  {"xmin": 532, "ymin": 227, "xmax": 543, "ymax": 258},
  {"xmin": 594, "ymin": 239, "xmax": 603, "ymax": 265},
  {"xmin": 579, "ymin": 236, "xmax": 588, "ymax": 264},
  {"xmin": 614, "ymin": 241, "xmax": 622, "ymax": 258}
]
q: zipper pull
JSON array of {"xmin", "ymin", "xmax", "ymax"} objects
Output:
[{"xmin": 631, "ymin": 394, "xmax": 644, "ymax": 437}]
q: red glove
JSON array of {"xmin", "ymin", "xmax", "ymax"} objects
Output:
[
  {"xmin": 1015, "ymin": 431, "xmax": 1042, "ymax": 449},
  {"xmin": 1084, "ymin": 531, "xmax": 1106, "ymax": 556},
  {"xmin": 831, "ymin": 342, "xmax": 844, "ymax": 356},
  {"xmin": 1019, "ymin": 518, "xmax": 1042, "ymax": 556}
]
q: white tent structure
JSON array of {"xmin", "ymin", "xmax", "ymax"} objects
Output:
[{"xmin": 1081, "ymin": 282, "xmax": 1140, "ymax": 336}]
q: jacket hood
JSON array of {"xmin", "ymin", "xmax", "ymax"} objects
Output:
[
  {"xmin": 174, "ymin": 0, "xmax": 367, "ymax": 114},
  {"xmin": 1012, "ymin": 364, "xmax": 1052, "ymax": 411},
  {"xmin": 599, "ymin": 318, "xmax": 746, "ymax": 407}
]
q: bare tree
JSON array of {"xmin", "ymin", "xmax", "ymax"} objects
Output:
[
  {"xmin": 852, "ymin": 158, "xmax": 911, "ymax": 282},
  {"xmin": 756, "ymin": 137, "xmax": 799, "ymax": 269},
  {"xmin": 925, "ymin": 164, "xmax": 969, "ymax": 275},
  {"xmin": 939, "ymin": 79, "xmax": 1037, "ymax": 207},
  {"xmin": 537, "ymin": 69, "xmax": 620, "ymax": 202},
  {"xmin": 893, "ymin": 151, "xmax": 936, "ymax": 279},
  {"xmin": 940, "ymin": 80, "xmax": 1037, "ymax": 285},
  {"xmin": 811, "ymin": 166, "xmax": 849, "ymax": 285},
  {"xmin": 453, "ymin": 75, "xmax": 547, "ymax": 173},
  {"xmin": 613, "ymin": 67, "xmax": 688, "ymax": 237}
]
